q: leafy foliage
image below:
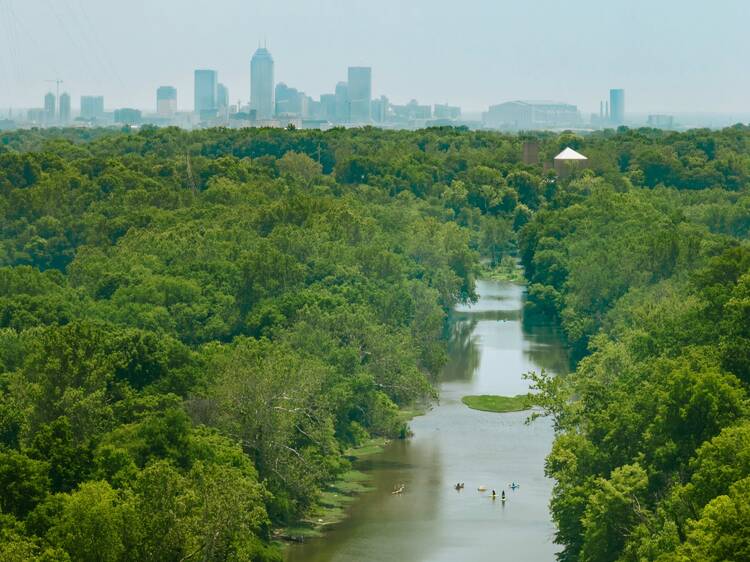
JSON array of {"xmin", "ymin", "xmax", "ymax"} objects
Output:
[
  {"xmin": 1, "ymin": 123, "xmax": 750, "ymax": 559},
  {"xmin": 518, "ymin": 125, "xmax": 750, "ymax": 560}
]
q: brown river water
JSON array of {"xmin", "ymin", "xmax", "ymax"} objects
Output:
[{"xmin": 286, "ymin": 280, "xmax": 570, "ymax": 562}]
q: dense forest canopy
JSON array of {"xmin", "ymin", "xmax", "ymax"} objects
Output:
[{"xmin": 0, "ymin": 123, "xmax": 749, "ymax": 560}]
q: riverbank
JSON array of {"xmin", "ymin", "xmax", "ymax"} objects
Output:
[
  {"xmin": 275, "ymin": 406, "xmax": 428, "ymax": 545},
  {"xmin": 285, "ymin": 280, "xmax": 568, "ymax": 561}
]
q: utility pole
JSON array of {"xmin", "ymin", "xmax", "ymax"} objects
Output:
[{"xmin": 46, "ymin": 79, "xmax": 64, "ymax": 120}]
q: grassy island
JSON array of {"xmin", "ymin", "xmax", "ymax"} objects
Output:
[{"xmin": 461, "ymin": 394, "xmax": 532, "ymax": 413}]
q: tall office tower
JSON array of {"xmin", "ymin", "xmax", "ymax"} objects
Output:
[
  {"xmin": 59, "ymin": 92, "xmax": 71, "ymax": 123},
  {"xmin": 610, "ymin": 89, "xmax": 625, "ymax": 125},
  {"xmin": 194, "ymin": 69, "xmax": 218, "ymax": 114},
  {"xmin": 320, "ymin": 94, "xmax": 336, "ymax": 121},
  {"xmin": 307, "ymin": 97, "xmax": 322, "ymax": 120},
  {"xmin": 44, "ymin": 92, "xmax": 56, "ymax": 123},
  {"xmin": 275, "ymin": 83, "xmax": 303, "ymax": 115},
  {"xmin": 217, "ymin": 83, "xmax": 229, "ymax": 112},
  {"xmin": 371, "ymin": 95, "xmax": 389, "ymax": 123},
  {"xmin": 250, "ymin": 47, "xmax": 274, "ymax": 119},
  {"xmin": 80, "ymin": 96, "xmax": 105, "ymax": 120},
  {"xmin": 334, "ymin": 81, "xmax": 349, "ymax": 123},
  {"xmin": 347, "ymin": 67, "xmax": 372, "ymax": 123},
  {"xmin": 157, "ymin": 86, "xmax": 177, "ymax": 116}
]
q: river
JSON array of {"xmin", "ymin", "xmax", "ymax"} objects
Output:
[{"xmin": 286, "ymin": 279, "xmax": 570, "ymax": 562}]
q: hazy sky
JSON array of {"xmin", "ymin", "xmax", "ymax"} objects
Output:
[{"xmin": 1, "ymin": 0, "xmax": 748, "ymax": 114}]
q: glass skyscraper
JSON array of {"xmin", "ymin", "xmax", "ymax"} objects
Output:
[
  {"xmin": 59, "ymin": 92, "xmax": 71, "ymax": 123},
  {"xmin": 157, "ymin": 86, "xmax": 177, "ymax": 116},
  {"xmin": 347, "ymin": 67, "xmax": 372, "ymax": 123},
  {"xmin": 217, "ymin": 83, "xmax": 229, "ymax": 111},
  {"xmin": 80, "ymin": 96, "xmax": 104, "ymax": 120},
  {"xmin": 251, "ymin": 47, "xmax": 274, "ymax": 120},
  {"xmin": 610, "ymin": 89, "xmax": 625, "ymax": 125},
  {"xmin": 44, "ymin": 92, "xmax": 56, "ymax": 123},
  {"xmin": 334, "ymin": 81, "xmax": 349, "ymax": 123},
  {"xmin": 194, "ymin": 70, "xmax": 218, "ymax": 114}
]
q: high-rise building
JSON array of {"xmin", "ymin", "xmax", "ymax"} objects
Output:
[
  {"xmin": 157, "ymin": 86, "xmax": 177, "ymax": 116},
  {"xmin": 44, "ymin": 92, "xmax": 56, "ymax": 123},
  {"xmin": 250, "ymin": 47, "xmax": 274, "ymax": 119},
  {"xmin": 371, "ymin": 95, "xmax": 389, "ymax": 123},
  {"xmin": 80, "ymin": 96, "xmax": 105, "ymax": 120},
  {"xmin": 306, "ymin": 97, "xmax": 322, "ymax": 120},
  {"xmin": 194, "ymin": 69, "xmax": 218, "ymax": 114},
  {"xmin": 320, "ymin": 94, "xmax": 336, "ymax": 122},
  {"xmin": 610, "ymin": 89, "xmax": 625, "ymax": 125},
  {"xmin": 334, "ymin": 81, "xmax": 349, "ymax": 123},
  {"xmin": 217, "ymin": 83, "xmax": 229, "ymax": 111},
  {"xmin": 347, "ymin": 67, "xmax": 371, "ymax": 123},
  {"xmin": 59, "ymin": 92, "xmax": 71, "ymax": 123},
  {"xmin": 275, "ymin": 83, "xmax": 303, "ymax": 116}
]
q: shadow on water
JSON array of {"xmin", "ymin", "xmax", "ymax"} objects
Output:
[
  {"xmin": 440, "ymin": 319, "xmax": 480, "ymax": 384},
  {"xmin": 521, "ymin": 299, "xmax": 573, "ymax": 376}
]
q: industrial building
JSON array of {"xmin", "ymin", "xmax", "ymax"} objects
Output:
[{"xmin": 483, "ymin": 101, "xmax": 581, "ymax": 130}]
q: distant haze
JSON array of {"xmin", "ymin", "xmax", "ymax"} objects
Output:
[{"xmin": 1, "ymin": 0, "xmax": 749, "ymax": 114}]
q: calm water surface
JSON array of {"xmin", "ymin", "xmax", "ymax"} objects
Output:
[{"xmin": 286, "ymin": 280, "xmax": 569, "ymax": 562}]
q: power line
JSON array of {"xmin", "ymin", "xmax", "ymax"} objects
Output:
[
  {"xmin": 68, "ymin": 0, "xmax": 128, "ymax": 96},
  {"xmin": 0, "ymin": 0, "xmax": 22, "ymax": 85}
]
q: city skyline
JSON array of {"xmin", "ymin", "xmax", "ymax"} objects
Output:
[{"xmin": 1, "ymin": 0, "xmax": 749, "ymax": 115}]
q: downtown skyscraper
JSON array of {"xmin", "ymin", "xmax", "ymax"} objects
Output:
[
  {"xmin": 251, "ymin": 47, "xmax": 274, "ymax": 120},
  {"xmin": 80, "ymin": 96, "xmax": 104, "ymax": 120},
  {"xmin": 610, "ymin": 88, "xmax": 625, "ymax": 125},
  {"xmin": 44, "ymin": 92, "xmax": 56, "ymax": 123},
  {"xmin": 347, "ymin": 67, "xmax": 372, "ymax": 123},
  {"xmin": 157, "ymin": 86, "xmax": 177, "ymax": 116},
  {"xmin": 59, "ymin": 92, "xmax": 71, "ymax": 123},
  {"xmin": 194, "ymin": 70, "xmax": 218, "ymax": 115}
]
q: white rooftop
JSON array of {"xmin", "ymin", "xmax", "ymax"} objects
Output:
[{"xmin": 554, "ymin": 147, "xmax": 588, "ymax": 160}]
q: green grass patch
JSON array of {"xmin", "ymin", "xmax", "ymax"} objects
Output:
[
  {"xmin": 277, "ymin": 524, "xmax": 323, "ymax": 541},
  {"xmin": 461, "ymin": 394, "xmax": 532, "ymax": 413},
  {"xmin": 330, "ymin": 470, "xmax": 374, "ymax": 494},
  {"xmin": 344, "ymin": 437, "xmax": 388, "ymax": 458},
  {"xmin": 276, "ymin": 470, "xmax": 375, "ymax": 543},
  {"xmin": 481, "ymin": 256, "xmax": 525, "ymax": 283},
  {"xmin": 398, "ymin": 405, "xmax": 427, "ymax": 422}
]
